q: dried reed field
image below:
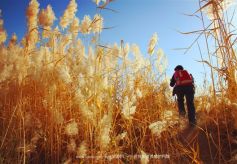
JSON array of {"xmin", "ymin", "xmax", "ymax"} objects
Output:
[{"xmin": 0, "ymin": 0, "xmax": 237, "ymax": 163}]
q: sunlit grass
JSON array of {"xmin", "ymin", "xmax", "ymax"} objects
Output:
[{"xmin": 0, "ymin": 0, "xmax": 236, "ymax": 163}]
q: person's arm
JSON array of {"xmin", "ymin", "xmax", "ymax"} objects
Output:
[{"xmin": 170, "ymin": 74, "xmax": 175, "ymax": 87}]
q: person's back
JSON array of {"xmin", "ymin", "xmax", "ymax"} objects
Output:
[
  {"xmin": 170, "ymin": 65, "xmax": 196, "ymax": 126},
  {"xmin": 174, "ymin": 70, "xmax": 193, "ymax": 86}
]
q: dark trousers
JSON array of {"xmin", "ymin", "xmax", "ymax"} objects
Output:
[{"xmin": 174, "ymin": 85, "xmax": 196, "ymax": 123}]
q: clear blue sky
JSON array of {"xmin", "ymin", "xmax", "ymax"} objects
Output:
[{"xmin": 0, "ymin": 0, "xmax": 236, "ymax": 86}]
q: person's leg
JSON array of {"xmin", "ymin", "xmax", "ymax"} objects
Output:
[
  {"xmin": 177, "ymin": 92, "xmax": 186, "ymax": 117},
  {"xmin": 185, "ymin": 86, "xmax": 196, "ymax": 124}
]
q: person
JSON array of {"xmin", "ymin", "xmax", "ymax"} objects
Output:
[{"xmin": 170, "ymin": 65, "xmax": 196, "ymax": 126}]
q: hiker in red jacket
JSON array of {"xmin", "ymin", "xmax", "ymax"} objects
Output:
[{"xmin": 170, "ymin": 65, "xmax": 196, "ymax": 126}]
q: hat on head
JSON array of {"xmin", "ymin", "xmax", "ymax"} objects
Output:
[{"xmin": 174, "ymin": 65, "xmax": 184, "ymax": 71}]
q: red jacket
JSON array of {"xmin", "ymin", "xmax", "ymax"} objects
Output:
[{"xmin": 171, "ymin": 70, "xmax": 193, "ymax": 87}]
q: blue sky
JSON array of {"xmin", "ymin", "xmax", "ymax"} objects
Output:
[{"xmin": 0, "ymin": 0, "xmax": 236, "ymax": 86}]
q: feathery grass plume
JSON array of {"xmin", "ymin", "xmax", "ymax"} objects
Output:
[
  {"xmin": 0, "ymin": 0, "xmax": 236, "ymax": 162},
  {"xmin": 121, "ymin": 96, "xmax": 136, "ymax": 120},
  {"xmin": 101, "ymin": 76, "xmax": 109, "ymax": 90},
  {"xmin": 155, "ymin": 48, "xmax": 165, "ymax": 73},
  {"xmin": 140, "ymin": 150, "xmax": 149, "ymax": 164},
  {"xmin": 79, "ymin": 15, "xmax": 92, "ymax": 34},
  {"xmin": 21, "ymin": 36, "xmax": 27, "ymax": 47},
  {"xmin": 39, "ymin": 5, "xmax": 56, "ymax": 38},
  {"xmin": 97, "ymin": 114, "xmax": 112, "ymax": 151},
  {"xmin": 26, "ymin": 0, "xmax": 39, "ymax": 41},
  {"xmin": 39, "ymin": 5, "xmax": 56, "ymax": 27},
  {"xmin": 57, "ymin": 33, "xmax": 72, "ymax": 53},
  {"xmin": 46, "ymin": 26, "xmax": 59, "ymax": 48},
  {"xmin": 8, "ymin": 33, "xmax": 17, "ymax": 47},
  {"xmin": 0, "ymin": 12, "xmax": 7, "ymax": 44},
  {"xmin": 69, "ymin": 17, "xmax": 80, "ymax": 35},
  {"xmin": 31, "ymin": 47, "xmax": 44, "ymax": 70},
  {"xmin": 26, "ymin": 0, "xmax": 40, "ymax": 49},
  {"xmin": 80, "ymin": 104, "xmax": 96, "ymax": 124},
  {"xmin": 0, "ymin": 64, "xmax": 13, "ymax": 82},
  {"xmin": 131, "ymin": 44, "xmax": 145, "ymax": 71},
  {"xmin": 58, "ymin": 65, "xmax": 72, "ymax": 84},
  {"xmin": 75, "ymin": 39, "xmax": 86, "ymax": 56},
  {"xmin": 131, "ymin": 43, "xmax": 142, "ymax": 57},
  {"xmin": 13, "ymin": 53, "xmax": 30, "ymax": 84},
  {"xmin": 135, "ymin": 88, "xmax": 143, "ymax": 98},
  {"xmin": 127, "ymin": 74, "xmax": 136, "ymax": 91},
  {"xmin": 26, "ymin": 0, "xmax": 39, "ymax": 30},
  {"xmin": 77, "ymin": 73, "xmax": 86, "ymax": 86},
  {"xmin": 110, "ymin": 43, "xmax": 121, "ymax": 57},
  {"xmin": 77, "ymin": 141, "xmax": 87, "ymax": 158},
  {"xmin": 122, "ymin": 43, "xmax": 130, "ymax": 58},
  {"xmin": 74, "ymin": 89, "xmax": 95, "ymax": 123},
  {"xmin": 156, "ymin": 48, "xmax": 164, "ymax": 63},
  {"xmin": 91, "ymin": 14, "xmax": 103, "ymax": 33},
  {"xmin": 41, "ymin": 47, "xmax": 54, "ymax": 71},
  {"xmin": 60, "ymin": 0, "xmax": 77, "ymax": 29},
  {"xmin": 149, "ymin": 120, "xmax": 167, "ymax": 137},
  {"xmin": 65, "ymin": 121, "xmax": 78, "ymax": 136},
  {"xmin": 148, "ymin": 32, "xmax": 158, "ymax": 55},
  {"xmin": 0, "ymin": 18, "xmax": 7, "ymax": 44},
  {"xmin": 163, "ymin": 110, "xmax": 173, "ymax": 120},
  {"xmin": 163, "ymin": 56, "xmax": 168, "ymax": 70}
]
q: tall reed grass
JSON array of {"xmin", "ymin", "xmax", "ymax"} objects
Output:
[
  {"xmin": 0, "ymin": 0, "xmax": 172, "ymax": 163},
  {"xmin": 0, "ymin": 0, "xmax": 236, "ymax": 163}
]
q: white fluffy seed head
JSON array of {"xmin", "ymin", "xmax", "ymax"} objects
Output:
[
  {"xmin": 136, "ymin": 88, "xmax": 143, "ymax": 98},
  {"xmin": 65, "ymin": 121, "xmax": 78, "ymax": 136},
  {"xmin": 149, "ymin": 121, "xmax": 167, "ymax": 137},
  {"xmin": 69, "ymin": 17, "xmax": 80, "ymax": 34},
  {"xmin": 163, "ymin": 110, "xmax": 173, "ymax": 120},
  {"xmin": 148, "ymin": 32, "xmax": 158, "ymax": 55},
  {"xmin": 26, "ymin": 0, "xmax": 39, "ymax": 30},
  {"xmin": 77, "ymin": 141, "xmax": 87, "ymax": 157},
  {"xmin": 25, "ymin": 0, "xmax": 40, "ymax": 49},
  {"xmin": 91, "ymin": 14, "xmax": 103, "ymax": 33},
  {"xmin": 39, "ymin": 5, "xmax": 56, "ymax": 28},
  {"xmin": 0, "ymin": 64, "xmax": 13, "ymax": 82},
  {"xmin": 97, "ymin": 114, "xmax": 112, "ymax": 151},
  {"xmin": 60, "ymin": 0, "xmax": 77, "ymax": 29},
  {"xmin": 0, "ymin": 19, "xmax": 7, "ymax": 44},
  {"xmin": 79, "ymin": 15, "xmax": 92, "ymax": 34},
  {"xmin": 121, "ymin": 96, "xmax": 136, "ymax": 120},
  {"xmin": 58, "ymin": 65, "xmax": 72, "ymax": 84}
]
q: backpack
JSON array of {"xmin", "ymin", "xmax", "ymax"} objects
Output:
[{"xmin": 174, "ymin": 70, "xmax": 193, "ymax": 86}]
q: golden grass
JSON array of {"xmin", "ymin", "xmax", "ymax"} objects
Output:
[{"xmin": 0, "ymin": 0, "xmax": 236, "ymax": 163}]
